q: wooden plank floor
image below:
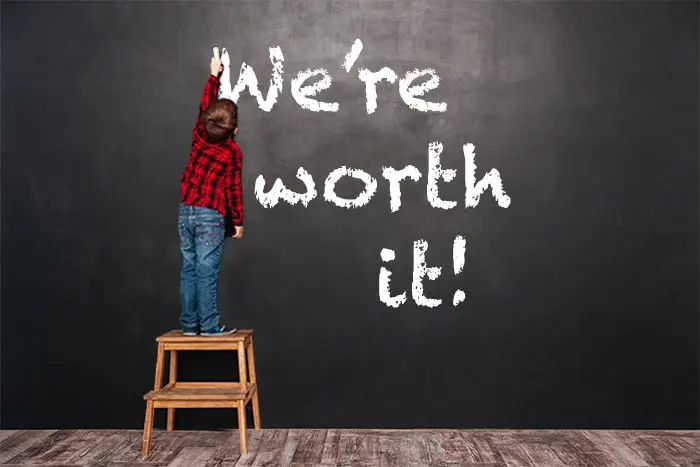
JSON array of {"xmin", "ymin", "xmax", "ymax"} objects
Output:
[{"xmin": 0, "ymin": 429, "xmax": 697, "ymax": 466}]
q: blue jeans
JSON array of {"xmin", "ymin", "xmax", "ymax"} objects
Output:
[{"xmin": 178, "ymin": 203, "xmax": 225, "ymax": 331}]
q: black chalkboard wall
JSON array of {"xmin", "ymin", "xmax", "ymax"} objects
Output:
[{"xmin": 2, "ymin": 0, "xmax": 698, "ymax": 430}]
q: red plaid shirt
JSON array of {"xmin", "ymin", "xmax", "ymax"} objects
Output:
[{"xmin": 180, "ymin": 75, "xmax": 243, "ymax": 228}]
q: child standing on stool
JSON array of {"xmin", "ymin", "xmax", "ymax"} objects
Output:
[{"xmin": 178, "ymin": 48, "xmax": 243, "ymax": 336}]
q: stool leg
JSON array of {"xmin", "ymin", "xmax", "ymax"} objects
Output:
[
  {"xmin": 237, "ymin": 341, "xmax": 248, "ymax": 391},
  {"xmin": 237, "ymin": 402, "xmax": 248, "ymax": 454},
  {"xmin": 251, "ymin": 390, "xmax": 261, "ymax": 431},
  {"xmin": 142, "ymin": 400, "xmax": 155, "ymax": 457},
  {"xmin": 247, "ymin": 338, "xmax": 261, "ymax": 430},
  {"xmin": 167, "ymin": 350, "xmax": 178, "ymax": 431},
  {"xmin": 166, "ymin": 411, "xmax": 175, "ymax": 432},
  {"xmin": 154, "ymin": 343, "xmax": 165, "ymax": 390}
]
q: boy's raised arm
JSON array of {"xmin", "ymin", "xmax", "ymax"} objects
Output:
[{"xmin": 195, "ymin": 51, "xmax": 224, "ymax": 126}]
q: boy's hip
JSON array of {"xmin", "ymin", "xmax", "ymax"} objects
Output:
[{"xmin": 179, "ymin": 203, "xmax": 224, "ymax": 223}]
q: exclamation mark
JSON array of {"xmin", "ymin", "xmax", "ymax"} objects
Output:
[{"xmin": 453, "ymin": 236, "xmax": 466, "ymax": 306}]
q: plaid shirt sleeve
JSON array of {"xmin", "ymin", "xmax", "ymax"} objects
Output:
[
  {"xmin": 195, "ymin": 74, "xmax": 220, "ymax": 128},
  {"xmin": 226, "ymin": 146, "xmax": 244, "ymax": 226}
]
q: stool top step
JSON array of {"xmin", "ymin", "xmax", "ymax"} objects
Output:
[{"xmin": 156, "ymin": 329, "xmax": 253, "ymax": 342}]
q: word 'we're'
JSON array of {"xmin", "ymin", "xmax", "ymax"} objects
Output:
[{"xmin": 216, "ymin": 39, "xmax": 446, "ymax": 114}]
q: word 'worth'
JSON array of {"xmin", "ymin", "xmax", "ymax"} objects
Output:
[
  {"xmin": 216, "ymin": 39, "xmax": 445, "ymax": 113},
  {"xmin": 255, "ymin": 142, "xmax": 511, "ymax": 211},
  {"xmin": 381, "ymin": 236, "xmax": 467, "ymax": 308}
]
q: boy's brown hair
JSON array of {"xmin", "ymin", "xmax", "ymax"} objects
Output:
[{"xmin": 202, "ymin": 99, "xmax": 238, "ymax": 144}]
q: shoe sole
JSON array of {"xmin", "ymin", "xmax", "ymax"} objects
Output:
[
  {"xmin": 183, "ymin": 332, "xmax": 198, "ymax": 336},
  {"xmin": 201, "ymin": 328, "xmax": 236, "ymax": 336}
]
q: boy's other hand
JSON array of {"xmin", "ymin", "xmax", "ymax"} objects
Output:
[
  {"xmin": 210, "ymin": 56, "xmax": 223, "ymax": 77},
  {"xmin": 232, "ymin": 226, "xmax": 244, "ymax": 239}
]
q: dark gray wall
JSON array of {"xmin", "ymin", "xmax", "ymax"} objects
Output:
[{"xmin": 2, "ymin": 0, "xmax": 698, "ymax": 429}]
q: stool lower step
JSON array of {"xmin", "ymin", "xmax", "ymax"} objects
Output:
[{"xmin": 144, "ymin": 383, "xmax": 256, "ymax": 401}]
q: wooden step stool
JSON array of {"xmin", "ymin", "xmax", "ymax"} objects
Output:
[{"xmin": 141, "ymin": 329, "xmax": 261, "ymax": 457}]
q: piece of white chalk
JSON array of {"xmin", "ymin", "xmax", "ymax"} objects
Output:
[{"xmin": 213, "ymin": 47, "xmax": 220, "ymax": 60}]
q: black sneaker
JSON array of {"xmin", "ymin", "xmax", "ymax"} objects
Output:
[
  {"xmin": 182, "ymin": 327, "xmax": 198, "ymax": 336},
  {"xmin": 200, "ymin": 324, "xmax": 236, "ymax": 336}
]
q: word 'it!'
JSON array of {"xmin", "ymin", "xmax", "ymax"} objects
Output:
[
  {"xmin": 254, "ymin": 142, "xmax": 511, "ymax": 211},
  {"xmin": 215, "ymin": 39, "xmax": 446, "ymax": 114},
  {"xmin": 380, "ymin": 236, "xmax": 468, "ymax": 308}
]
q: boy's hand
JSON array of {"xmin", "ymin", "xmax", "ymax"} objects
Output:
[
  {"xmin": 210, "ymin": 47, "xmax": 223, "ymax": 76},
  {"xmin": 210, "ymin": 57, "xmax": 223, "ymax": 76},
  {"xmin": 232, "ymin": 226, "xmax": 244, "ymax": 239}
]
